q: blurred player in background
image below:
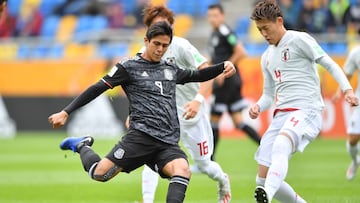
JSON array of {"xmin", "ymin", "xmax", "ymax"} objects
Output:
[
  {"xmin": 207, "ymin": 3, "xmax": 261, "ymax": 161},
  {"xmin": 139, "ymin": 5, "xmax": 231, "ymax": 203},
  {"xmin": 48, "ymin": 22, "xmax": 236, "ymax": 203},
  {"xmin": 333, "ymin": 28, "xmax": 360, "ymax": 181},
  {"xmin": 249, "ymin": 1, "xmax": 359, "ymax": 202}
]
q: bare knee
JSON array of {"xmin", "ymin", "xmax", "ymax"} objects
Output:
[
  {"xmin": 162, "ymin": 158, "xmax": 191, "ymax": 179},
  {"xmin": 349, "ymin": 135, "xmax": 360, "ymax": 146}
]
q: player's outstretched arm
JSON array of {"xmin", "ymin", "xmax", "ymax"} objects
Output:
[{"xmin": 48, "ymin": 110, "xmax": 68, "ymax": 129}]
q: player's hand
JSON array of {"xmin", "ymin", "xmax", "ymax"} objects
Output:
[
  {"xmin": 182, "ymin": 100, "xmax": 200, "ymax": 120},
  {"xmin": 222, "ymin": 61, "xmax": 236, "ymax": 78},
  {"xmin": 249, "ymin": 104, "xmax": 260, "ymax": 119},
  {"xmin": 344, "ymin": 89, "xmax": 359, "ymax": 107},
  {"xmin": 48, "ymin": 110, "xmax": 68, "ymax": 129}
]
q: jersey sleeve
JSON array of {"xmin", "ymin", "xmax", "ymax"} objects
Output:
[
  {"xmin": 343, "ymin": 48, "xmax": 358, "ymax": 76},
  {"xmin": 102, "ymin": 63, "xmax": 130, "ymax": 88},
  {"xmin": 296, "ymin": 32, "xmax": 326, "ymax": 61},
  {"xmin": 176, "ymin": 62, "xmax": 224, "ymax": 84},
  {"xmin": 179, "ymin": 38, "xmax": 208, "ymax": 69},
  {"xmin": 219, "ymin": 24, "xmax": 238, "ymax": 48},
  {"xmin": 257, "ymin": 52, "xmax": 275, "ymax": 112}
]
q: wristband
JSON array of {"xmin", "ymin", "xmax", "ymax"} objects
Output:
[{"xmin": 194, "ymin": 93, "xmax": 205, "ymax": 103}]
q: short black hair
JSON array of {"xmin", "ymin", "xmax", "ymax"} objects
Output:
[
  {"xmin": 208, "ymin": 4, "xmax": 224, "ymax": 14},
  {"xmin": 145, "ymin": 21, "xmax": 173, "ymax": 44}
]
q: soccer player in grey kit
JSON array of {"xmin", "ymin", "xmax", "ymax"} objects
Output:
[{"xmin": 48, "ymin": 22, "xmax": 235, "ymax": 203}]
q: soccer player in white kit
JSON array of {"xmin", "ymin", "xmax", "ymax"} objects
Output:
[
  {"xmin": 333, "ymin": 41, "xmax": 360, "ymax": 180},
  {"xmin": 249, "ymin": 1, "xmax": 359, "ymax": 202},
  {"xmin": 139, "ymin": 5, "xmax": 231, "ymax": 203}
]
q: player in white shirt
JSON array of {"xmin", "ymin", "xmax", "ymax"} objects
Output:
[
  {"xmin": 249, "ymin": 1, "xmax": 359, "ymax": 203},
  {"xmin": 139, "ymin": 5, "xmax": 231, "ymax": 203},
  {"xmin": 333, "ymin": 43, "xmax": 360, "ymax": 180}
]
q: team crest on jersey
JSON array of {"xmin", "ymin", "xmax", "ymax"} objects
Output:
[
  {"xmin": 164, "ymin": 69, "xmax": 173, "ymax": 80},
  {"xmin": 281, "ymin": 48, "xmax": 290, "ymax": 62},
  {"xmin": 166, "ymin": 56, "xmax": 176, "ymax": 64},
  {"xmin": 114, "ymin": 148, "xmax": 125, "ymax": 159}
]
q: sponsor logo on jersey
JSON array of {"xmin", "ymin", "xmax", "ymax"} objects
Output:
[
  {"xmin": 141, "ymin": 71, "xmax": 149, "ymax": 77},
  {"xmin": 114, "ymin": 148, "xmax": 125, "ymax": 159},
  {"xmin": 281, "ymin": 48, "xmax": 290, "ymax": 62},
  {"xmin": 166, "ymin": 56, "xmax": 176, "ymax": 64},
  {"xmin": 108, "ymin": 66, "xmax": 118, "ymax": 77}
]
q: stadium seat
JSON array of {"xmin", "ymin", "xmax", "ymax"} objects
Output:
[
  {"xmin": 92, "ymin": 15, "xmax": 109, "ymax": 31},
  {"xmin": 64, "ymin": 43, "xmax": 96, "ymax": 59},
  {"xmin": 7, "ymin": 0, "xmax": 23, "ymax": 16},
  {"xmin": 150, "ymin": 0, "xmax": 167, "ymax": 5},
  {"xmin": 174, "ymin": 14, "xmax": 193, "ymax": 37},
  {"xmin": 0, "ymin": 43, "xmax": 18, "ymax": 60},
  {"xmin": 38, "ymin": 0, "xmax": 66, "ymax": 17},
  {"xmin": 40, "ymin": 15, "xmax": 60, "ymax": 38},
  {"xmin": 56, "ymin": 15, "xmax": 78, "ymax": 43},
  {"xmin": 235, "ymin": 17, "xmax": 251, "ymax": 37},
  {"xmin": 98, "ymin": 43, "xmax": 129, "ymax": 59}
]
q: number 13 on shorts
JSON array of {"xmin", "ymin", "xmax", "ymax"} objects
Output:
[{"xmin": 197, "ymin": 141, "xmax": 209, "ymax": 156}]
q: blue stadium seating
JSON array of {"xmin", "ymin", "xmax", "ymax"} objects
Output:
[
  {"xmin": 40, "ymin": 15, "xmax": 61, "ymax": 38},
  {"xmin": 235, "ymin": 17, "xmax": 251, "ymax": 36},
  {"xmin": 38, "ymin": 0, "xmax": 66, "ymax": 17},
  {"xmin": 98, "ymin": 43, "xmax": 129, "ymax": 59},
  {"xmin": 7, "ymin": 0, "xmax": 23, "ymax": 16}
]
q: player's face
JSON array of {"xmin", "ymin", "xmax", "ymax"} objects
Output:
[
  {"xmin": 255, "ymin": 17, "xmax": 285, "ymax": 46},
  {"xmin": 207, "ymin": 8, "xmax": 224, "ymax": 29},
  {"xmin": 143, "ymin": 35, "xmax": 171, "ymax": 62}
]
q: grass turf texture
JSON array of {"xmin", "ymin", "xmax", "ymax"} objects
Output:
[{"xmin": 0, "ymin": 132, "xmax": 359, "ymax": 203}]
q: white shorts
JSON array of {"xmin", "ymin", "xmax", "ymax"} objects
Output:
[
  {"xmin": 255, "ymin": 109, "xmax": 322, "ymax": 167},
  {"xmin": 180, "ymin": 113, "xmax": 213, "ymax": 161},
  {"xmin": 347, "ymin": 106, "xmax": 360, "ymax": 135}
]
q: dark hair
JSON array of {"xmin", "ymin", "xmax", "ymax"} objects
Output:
[
  {"xmin": 251, "ymin": 0, "xmax": 282, "ymax": 22},
  {"xmin": 207, "ymin": 4, "xmax": 224, "ymax": 13},
  {"xmin": 142, "ymin": 4, "xmax": 175, "ymax": 27},
  {"xmin": 146, "ymin": 21, "xmax": 173, "ymax": 43}
]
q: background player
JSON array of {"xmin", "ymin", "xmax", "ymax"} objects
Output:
[
  {"xmin": 139, "ymin": 5, "xmax": 231, "ymax": 203},
  {"xmin": 333, "ymin": 29, "xmax": 360, "ymax": 181},
  {"xmin": 48, "ymin": 22, "xmax": 236, "ymax": 203},
  {"xmin": 249, "ymin": 1, "xmax": 359, "ymax": 202},
  {"xmin": 207, "ymin": 4, "xmax": 261, "ymax": 160}
]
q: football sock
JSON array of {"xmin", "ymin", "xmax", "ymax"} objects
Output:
[
  {"xmin": 166, "ymin": 176, "xmax": 189, "ymax": 203},
  {"xmin": 347, "ymin": 140, "xmax": 359, "ymax": 163},
  {"xmin": 79, "ymin": 146, "xmax": 101, "ymax": 172},
  {"xmin": 142, "ymin": 165, "xmax": 159, "ymax": 203},
  {"xmin": 211, "ymin": 123, "xmax": 219, "ymax": 161},
  {"xmin": 237, "ymin": 123, "xmax": 261, "ymax": 144},
  {"xmin": 256, "ymin": 176, "xmax": 306, "ymax": 203},
  {"xmin": 265, "ymin": 135, "xmax": 292, "ymax": 201},
  {"xmin": 196, "ymin": 159, "xmax": 227, "ymax": 183}
]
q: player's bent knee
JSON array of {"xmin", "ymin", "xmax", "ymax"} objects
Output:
[
  {"xmin": 195, "ymin": 159, "xmax": 211, "ymax": 173},
  {"xmin": 92, "ymin": 165, "xmax": 120, "ymax": 182}
]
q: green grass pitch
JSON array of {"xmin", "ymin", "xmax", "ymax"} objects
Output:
[{"xmin": 1, "ymin": 132, "xmax": 360, "ymax": 203}]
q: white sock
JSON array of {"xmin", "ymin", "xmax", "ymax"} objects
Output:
[
  {"xmin": 265, "ymin": 135, "xmax": 292, "ymax": 201},
  {"xmin": 347, "ymin": 140, "xmax": 359, "ymax": 163},
  {"xmin": 142, "ymin": 165, "xmax": 159, "ymax": 203},
  {"xmin": 196, "ymin": 159, "xmax": 227, "ymax": 184},
  {"xmin": 275, "ymin": 181, "xmax": 306, "ymax": 203}
]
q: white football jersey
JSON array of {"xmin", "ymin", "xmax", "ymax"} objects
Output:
[
  {"xmin": 343, "ymin": 46, "xmax": 360, "ymax": 98},
  {"xmin": 140, "ymin": 36, "xmax": 208, "ymax": 124},
  {"xmin": 257, "ymin": 31, "xmax": 327, "ymax": 111}
]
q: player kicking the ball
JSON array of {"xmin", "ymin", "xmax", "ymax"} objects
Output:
[
  {"xmin": 48, "ymin": 22, "xmax": 235, "ymax": 203},
  {"xmin": 138, "ymin": 5, "xmax": 231, "ymax": 203},
  {"xmin": 249, "ymin": 1, "xmax": 359, "ymax": 202}
]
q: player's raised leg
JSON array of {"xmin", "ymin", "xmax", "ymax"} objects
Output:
[{"xmin": 60, "ymin": 136, "xmax": 122, "ymax": 182}]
